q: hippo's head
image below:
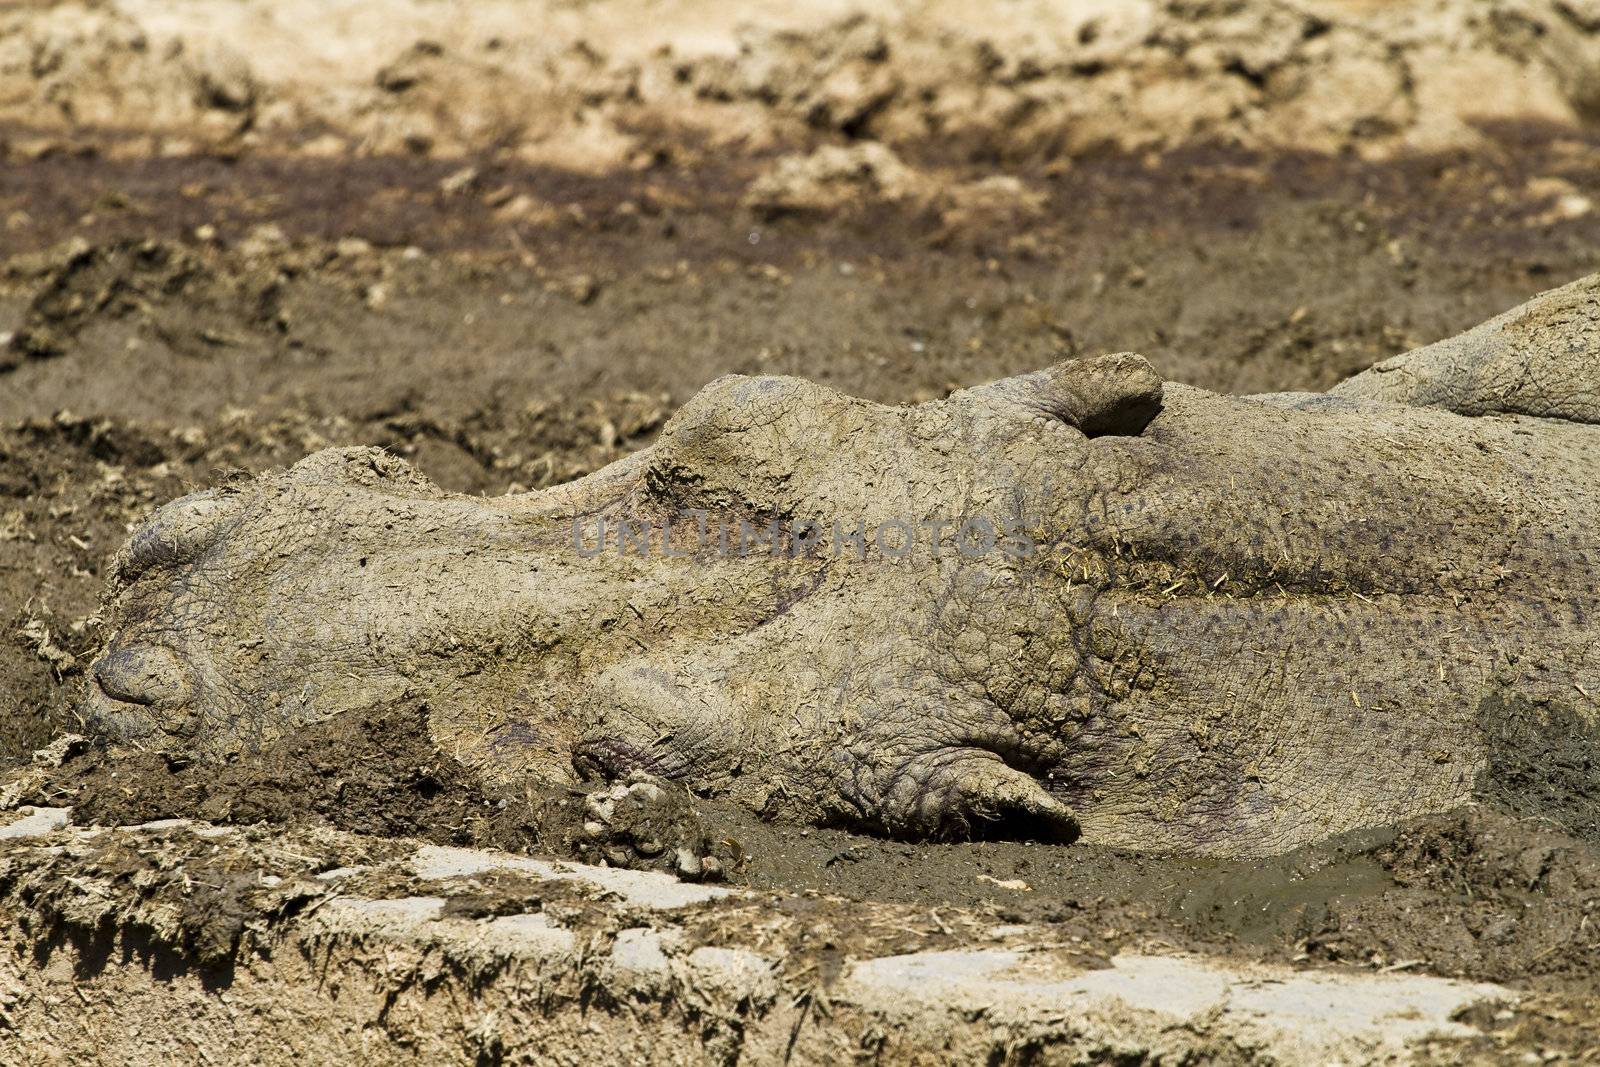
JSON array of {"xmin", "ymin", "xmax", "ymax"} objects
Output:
[{"xmin": 86, "ymin": 355, "xmax": 1166, "ymax": 842}]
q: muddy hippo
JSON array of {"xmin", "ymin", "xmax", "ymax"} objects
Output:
[{"xmin": 83, "ymin": 275, "xmax": 1600, "ymax": 857}]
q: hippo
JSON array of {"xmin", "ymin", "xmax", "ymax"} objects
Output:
[{"xmin": 83, "ymin": 274, "xmax": 1600, "ymax": 857}]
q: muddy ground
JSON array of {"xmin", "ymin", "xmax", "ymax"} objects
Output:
[{"xmin": 4, "ymin": 0, "xmax": 1600, "ymax": 1058}]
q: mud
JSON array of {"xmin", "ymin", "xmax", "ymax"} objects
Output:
[
  {"xmin": 23, "ymin": 703, "xmax": 739, "ymax": 881},
  {"xmin": 5, "ymin": 813, "xmax": 1554, "ymax": 1065},
  {"xmin": 4, "ymin": 0, "xmax": 1600, "ymax": 1060},
  {"xmin": 8, "ymin": 0, "xmax": 1600, "ymax": 166},
  {"xmin": 10, "ymin": 707, "xmax": 1599, "ymax": 1039}
]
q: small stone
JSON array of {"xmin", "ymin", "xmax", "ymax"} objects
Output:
[
  {"xmin": 189, "ymin": 44, "xmax": 258, "ymax": 112},
  {"xmin": 439, "ymin": 166, "xmax": 479, "ymax": 197},
  {"xmin": 560, "ymin": 274, "xmax": 599, "ymax": 305},
  {"xmin": 629, "ymin": 779, "xmax": 665, "ymax": 804},
  {"xmin": 976, "ymin": 874, "xmax": 1032, "ymax": 892},
  {"xmin": 239, "ymin": 223, "xmax": 287, "ymax": 259},
  {"xmin": 584, "ymin": 793, "xmax": 616, "ymax": 823},
  {"xmin": 674, "ymin": 848, "xmax": 702, "ymax": 880},
  {"xmin": 299, "ymin": 133, "xmax": 349, "ymax": 158}
]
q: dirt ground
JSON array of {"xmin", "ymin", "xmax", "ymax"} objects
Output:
[{"xmin": 4, "ymin": 0, "xmax": 1600, "ymax": 1059}]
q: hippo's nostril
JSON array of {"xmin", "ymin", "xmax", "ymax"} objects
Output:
[
  {"xmin": 114, "ymin": 489, "xmax": 239, "ymax": 586},
  {"xmin": 94, "ymin": 645, "xmax": 190, "ymax": 707}
]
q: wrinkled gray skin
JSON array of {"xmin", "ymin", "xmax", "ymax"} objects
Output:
[{"xmin": 84, "ymin": 276, "xmax": 1600, "ymax": 857}]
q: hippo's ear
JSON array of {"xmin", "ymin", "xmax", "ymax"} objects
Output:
[{"xmin": 972, "ymin": 352, "xmax": 1163, "ymax": 437}]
